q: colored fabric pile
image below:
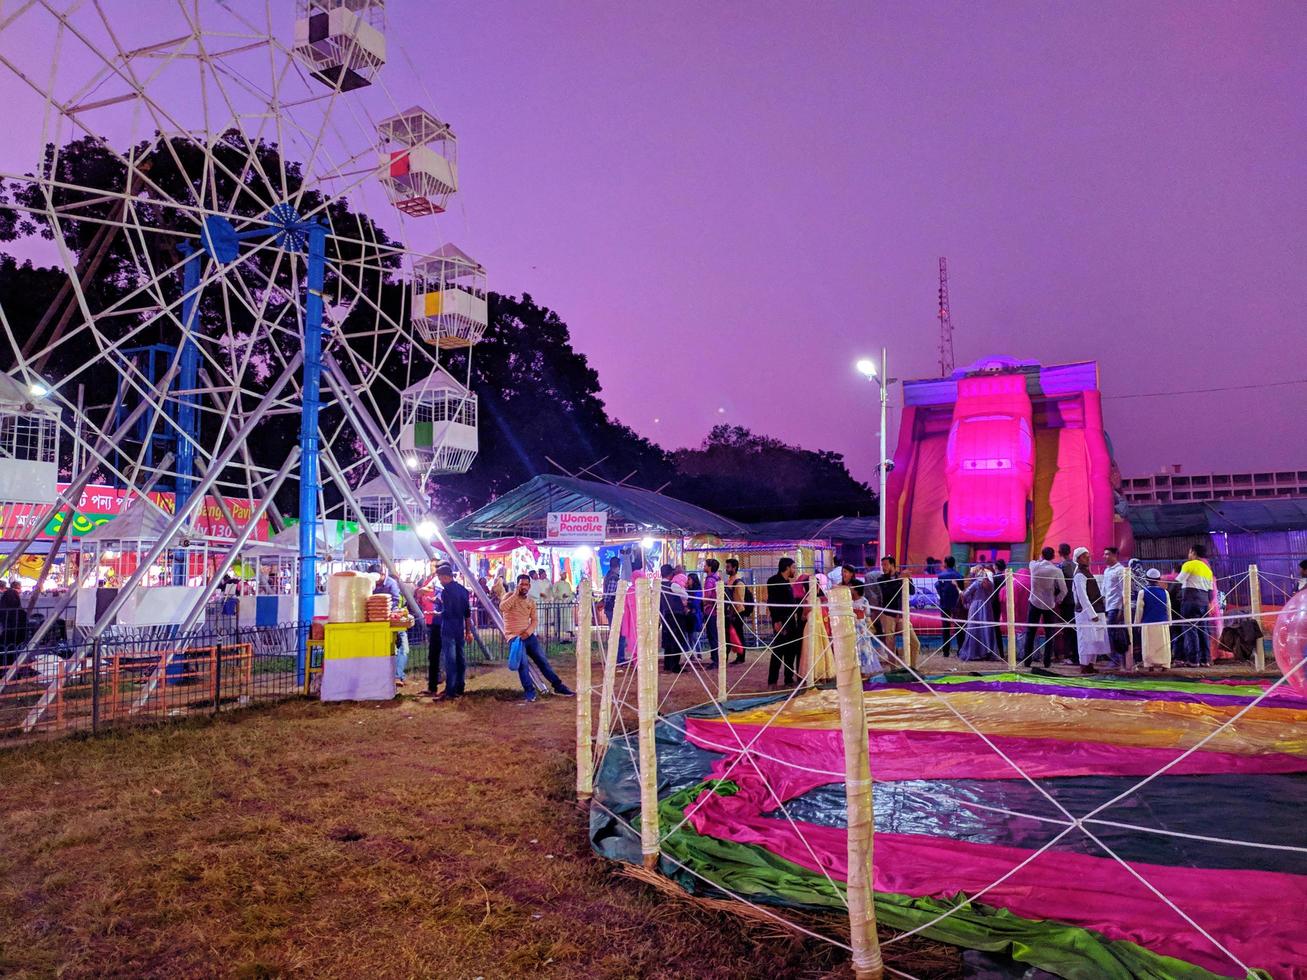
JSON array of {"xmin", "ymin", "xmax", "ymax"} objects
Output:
[{"xmin": 594, "ymin": 673, "xmax": 1307, "ymax": 978}]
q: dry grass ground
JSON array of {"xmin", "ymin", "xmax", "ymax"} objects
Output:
[{"xmin": 0, "ymin": 656, "xmax": 961, "ymax": 980}]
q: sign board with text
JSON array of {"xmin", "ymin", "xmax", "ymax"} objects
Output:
[{"xmin": 545, "ymin": 510, "xmax": 608, "ymax": 544}]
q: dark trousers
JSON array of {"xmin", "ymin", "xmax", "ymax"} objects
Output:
[
  {"xmin": 768, "ymin": 620, "xmax": 801, "ymax": 686},
  {"xmin": 1107, "ymin": 607, "xmax": 1128, "ymax": 663},
  {"xmin": 1179, "ymin": 595, "xmax": 1210, "ymax": 665},
  {"xmin": 662, "ymin": 626, "xmax": 682, "ymax": 672},
  {"xmin": 1056, "ymin": 600, "xmax": 1077, "ymax": 659},
  {"xmin": 940, "ymin": 606, "xmax": 964, "ymax": 655},
  {"xmin": 1024, "ymin": 605, "xmax": 1064, "ymax": 667},
  {"xmin": 441, "ymin": 627, "xmax": 466, "ymax": 695},
  {"xmin": 517, "ymin": 634, "xmax": 565, "ymax": 694},
  {"xmin": 706, "ymin": 615, "xmax": 719, "ymax": 663},
  {"xmin": 426, "ymin": 620, "xmax": 443, "ymax": 692}
]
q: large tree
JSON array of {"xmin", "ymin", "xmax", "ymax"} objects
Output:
[
  {"xmin": 667, "ymin": 424, "xmax": 874, "ymax": 523},
  {"xmin": 1, "ymin": 137, "xmax": 870, "ymax": 527},
  {"xmin": 432, "ymin": 293, "xmax": 672, "ymax": 516}
]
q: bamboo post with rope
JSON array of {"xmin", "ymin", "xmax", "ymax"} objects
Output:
[
  {"xmin": 1123, "ymin": 569, "xmax": 1135, "ymax": 671},
  {"xmin": 595, "ymin": 580, "xmax": 628, "ymax": 766},
  {"xmin": 901, "ymin": 574, "xmax": 917, "ymax": 670},
  {"xmin": 575, "ymin": 578, "xmax": 595, "ymax": 801},
  {"xmin": 829, "ymin": 584, "xmax": 884, "ymax": 980},
  {"xmin": 1004, "ymin": 568, "xmax": 1017, "ymax": 668},
  {"xmin": 1249, "ymin": 564, "xmax": 1265, "ymax": 671},
  {"xmin": 715, "ymin": 576, "xmax": 727, "ymax": 700},
  {"xmin": 636, "ymin": 575, "xmax": 662, "ymax": 871}
]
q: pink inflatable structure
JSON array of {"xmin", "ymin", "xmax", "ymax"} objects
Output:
[
  {"xmin": 1273, "ymin": 590, "xmax": 1307, "ymax": 695},
  {"xmin": 884, "ymin": 357, "xmax": 1133, "ymax": 566}
]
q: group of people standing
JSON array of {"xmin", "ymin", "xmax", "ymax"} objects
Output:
[
  {"xmin": 637, "ymin": 558, "xmax": 749, "ymax": 673},
  {"xmin": 934, "ymin": 542, "xmax": 1218, "ymax": 673},
  {"xmin": 765, "ymin": 556, "xmax": 905, "ymax": 687}
]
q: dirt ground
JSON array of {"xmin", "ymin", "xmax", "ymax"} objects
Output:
[{"xmin": 0, "ymin": 654, "xmax": 965, "ymax": 980}]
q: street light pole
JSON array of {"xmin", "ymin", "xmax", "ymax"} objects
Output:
[
  {"xmin": 856, "ymin": 351, "xmax": 892, "ymax": 563},
  {"xmin": 878, "ymin": 346, "xmax": 888, "ymax": 562}
]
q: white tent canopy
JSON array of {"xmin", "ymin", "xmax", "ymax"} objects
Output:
[
  {"xmin": 242, "ymin": 522, "xmax": 339, "ymax": 560},
  {"xmin": 79, "ymin": 502, "xmax": 197, "ymax": 546},
  {"xmin": 343, "ymin": 529, "xmax": 434, "ymax": 562}
]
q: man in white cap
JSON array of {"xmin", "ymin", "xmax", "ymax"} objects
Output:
[{"xmin": 1071, "ymin": 547, "xmax": 1110, "ymax": 673}]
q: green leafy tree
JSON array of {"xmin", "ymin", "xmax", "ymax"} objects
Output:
[
  {"xmin": 667, "ymin": 424, "xmax": 874, "ymax": 522},
  {"xmin": 434, "ymin": 293, "xmax": 672, "ymax": 516}
]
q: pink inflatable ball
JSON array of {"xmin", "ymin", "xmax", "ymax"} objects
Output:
[{"xmin": 1272, "ymin": 589, "xmax": 1307, "ymax": 695}]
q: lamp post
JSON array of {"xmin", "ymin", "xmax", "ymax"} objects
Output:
[{"xmin": 856, "ymin": 348, "xmax": 890, "ymax": 562}]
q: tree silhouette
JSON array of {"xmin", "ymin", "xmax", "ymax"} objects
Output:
[{"xmin": 667, "ymin": 424, "xmax": 874, "ymax": 522}]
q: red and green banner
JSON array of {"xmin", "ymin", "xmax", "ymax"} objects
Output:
[{"xmin": 0, "ymin": 484, "xmax": 270, "ymax": 541}]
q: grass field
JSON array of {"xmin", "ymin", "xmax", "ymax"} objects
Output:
[{"xmin": 0, "ymin": 656, "xmax": 961, "ymax": 979}]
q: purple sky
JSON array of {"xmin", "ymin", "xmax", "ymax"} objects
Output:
[
  {"xmin": 2, "ymin": 2, "xmax": 1303, "ymax": 484},
  {"xmin": 416, "ymin": 0, "xmax": 1305, "ymax": 481}
]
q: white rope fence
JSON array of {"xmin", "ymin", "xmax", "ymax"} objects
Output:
[{"xmin": 573, "ymin": 572, "xmax": 1305, "ymax": 980}]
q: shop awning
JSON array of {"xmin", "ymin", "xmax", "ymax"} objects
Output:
[{"xmin": 447, "ymin": 474, "xmax": 748, "ymax": 539}]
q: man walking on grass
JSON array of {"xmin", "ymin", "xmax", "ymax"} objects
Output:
[{"xmin": 500, "ymin": 574, "xmax": 575, "ymax": 702}]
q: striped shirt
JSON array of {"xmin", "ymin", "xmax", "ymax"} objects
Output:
[{"xmin": 500, "ymin": 592, "xmax": 538, "ymax": 637}]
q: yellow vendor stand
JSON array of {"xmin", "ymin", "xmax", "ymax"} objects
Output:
[{"xmin": 320, "ymin": 621, "xmax": 397, "ymax": 701}]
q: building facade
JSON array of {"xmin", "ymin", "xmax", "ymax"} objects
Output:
[{"xmin": 1123, "ymin": 469, "xmax": 1307, "ymax": 504}]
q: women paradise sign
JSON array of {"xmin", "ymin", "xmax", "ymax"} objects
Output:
[{"xmin": 545, "ymin": 511, "xmax": 608, "ymax": 545}]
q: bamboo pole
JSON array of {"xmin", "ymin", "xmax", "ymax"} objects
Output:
[
  {"xmin": 715, "ymin": 577, "xmax": 727, "ymax": 700},
  {"xmin": 1249, "ymin": 564, "xmax": 1265, "ymax": 671},
  {"xmin": 901, "ymin": 574, "xmax": 917, "ymax": 670},
  {"xmin": 828, "ymin": 585, "xmax": 884, "ymax": 980},
  {"xmin": 596, "ymin": 580, "xmax": 629, "ymax": 765},
  {"xmin": 575, "ymin": 578, "xmax": 595, "ymax": 800},
  {"xmin": 636, "ymin": 575, "xmax": 661, "ymax": 871},
  {"xmin": 1123, "ymin": 569, "xmax": 1135, "ymax": 671},
  {"xmin": 1004, "ymin": 568, "xmax": 1017, "ymax": 668}
]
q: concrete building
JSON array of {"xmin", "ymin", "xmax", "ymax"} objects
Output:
[{"xmin": 1122, "ymin": 468, "xmax": 1307, "ymax": 504}]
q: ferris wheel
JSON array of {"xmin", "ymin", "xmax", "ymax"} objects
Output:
[{"xmin": 0, "ymin": 0, "xmax": 497, "ymax": 701}]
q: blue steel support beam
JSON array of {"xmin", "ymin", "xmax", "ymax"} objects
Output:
[
  {"xmin": 296, "ymin": 222, "xmax": 328, "ymax": 684},
  {"xmin": 174, "ymin": 245, "xmax": 203, "ymax": 584}
]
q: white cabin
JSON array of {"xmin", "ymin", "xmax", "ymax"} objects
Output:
[
  {"xmin": 0, "ymin": 374, "xmax": 60, "ymax": 505},
  {"xmin": 292, "ymin": 0, "xmax": 386, "ymax": 92},
  {"xmin": 399, "ymin": 369, "xmax": 478, "ymax": 475},
  {"xmin": 377, "ymin": 106, "xmax": 457, "ymax": 217},
  {"xmin": 411, "ymin": 244, "xmax": 487, "ymax": 348}
]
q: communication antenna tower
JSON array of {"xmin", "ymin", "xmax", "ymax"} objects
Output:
[{"xmin": 938, "ymin": 257, "xmax": 956, "ymax": 377}]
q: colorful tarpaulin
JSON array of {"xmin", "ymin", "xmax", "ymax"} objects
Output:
[{"xmin": 592, "ymin": 673, "xmax": 1307, "ymax": 978}]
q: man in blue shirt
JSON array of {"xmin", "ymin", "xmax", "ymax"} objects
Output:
[
  {"xmin": 435, "ymin": 564, "xmax": 473, "ymax": 700},
  {"xmin": 935, "ymin": 556, "xmax": 964, "ymax": 656}
]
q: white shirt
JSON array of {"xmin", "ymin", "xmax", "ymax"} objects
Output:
[{"xmin": 1101, "ymin": 562, "xmax": 1125, "ymax": 612}]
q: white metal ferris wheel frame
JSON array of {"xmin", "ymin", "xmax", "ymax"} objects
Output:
[{"xmin": 0, "ymin": 0, "xmax": 507, "ymax": 727}]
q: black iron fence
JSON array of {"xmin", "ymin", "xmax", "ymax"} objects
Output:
[
  {"xmin": 0, "ymin": 621, "xmax": 308, "ymax": 744},
  {"xmin": 0, "ymin": 601, "xmax": 591, "ymax": 747}
]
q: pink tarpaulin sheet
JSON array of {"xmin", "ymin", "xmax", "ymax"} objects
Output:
[
  {"xmin": 681, "ymin": 716, "xmax": 1307, "ymax": 975},
  {"xmin": 687, "ymin": 777, "xmax": 1307, "ymax": 976},
  {"xmin": 683, "ymin": 718, "xmax": 1307, "ymax": 785}
]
